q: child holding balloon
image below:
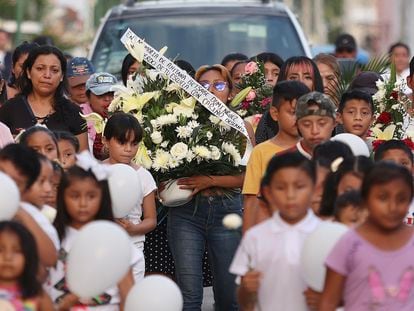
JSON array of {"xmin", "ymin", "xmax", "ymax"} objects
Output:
[
  {"xmin": 102, "ymin": 112, "xmax": 157, "ymax": 281},
  {"xmin": 230, "ymin": 152, "xmax": 321, "ymax": 311},
  {"xmin": 320, "ymin": 162, "xmax": 414, "ymax": 310},
  {"xmin": 48, "ymin": 153, "xmax": 138, "ymax": 310},
  {"xmin": 0, "ymin": 144, "xmax": 59, "ymax": 268},
  {"xmin": 0, "ymin": 221, "xmax": 54, "ymax": 310}
]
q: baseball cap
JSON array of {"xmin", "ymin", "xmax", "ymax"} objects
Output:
[
  {"xmin": 349, "ymin": 71, "xmax": 382, "ymax": 95},
  {"xmin": 85, "ymin": 72, "xmax": 118, "ymax": 96},
  {"xmin": 67, "ymin": 57, "xmax": 95, "ymax": 87},
  {"xmin": 296, "ymin": 92, "xmax": 337, "ymax": 120},
  {"xmin": 335, "ymin": 34, "xmax": 357, "ymax": 51}
]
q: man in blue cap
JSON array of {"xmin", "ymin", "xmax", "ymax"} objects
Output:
[
  {"xmin": 66, "ymin": 57, "xmax": 95, "ymax": 106},
  {"xmin": 84, "ymin": 72, "xmax": 118, "ymax": 159}
]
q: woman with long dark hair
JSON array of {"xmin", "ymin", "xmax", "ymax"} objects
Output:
[{"xmin": 0, "ymin": 45, "xmax": 88, "ymax": 150}]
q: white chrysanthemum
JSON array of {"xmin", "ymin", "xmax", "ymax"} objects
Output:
[
  {"xmin": 222, "ymin": 142, "xmax": 241, "ymax": 166},
  {"xmin": 134, "ymin": 112, "xmax": 144, "ymax": 124},
  {"xmin": 210, "ymin": 146, "xmax": 221, "ymax": 160},
  {"xmin": 191, "ymin": 113, "xmax": 199, "ymax": 120},
  {"xmin": 192, "ymin": 145, "xmax": 211, "ymax": 160},
  {"xmin": 209, "ymin": 115, "xmax": 221, "ymax": 125},
  {"xmin": 156, "ymin": 114, "xmax": 178, "ymax": 127},
  {"xmin": 150, "ymin": 119, "xmax": 158, "ymax": 129},
  {"xmin": 206, "ymin": 131, "xmax": 213, "ymax": 140},
  {"xmin": 391, "ymin": 104, "xmax": 401, "ymax": 110},
  {"xmin": 150, "ymin": 131, "xmax": 163, "ymax": 144},
  {"xmin": 173, "ymin": 106, "xmax": 194, "ymax": 118},
  {"xmin": 186, "ymin": 150, "xmax": 195, "ymax": 162},
  {"xmin": 237, "ymin": 109, "xmax": 248, "ymax": 117},
  {"xmin": 219, "ymin": 122, "xmax": 231, "ymax": 132},
  {"xmin": 170, "ymin": 142, "xmax": 189, "ymax": 160},
  {"xmin": 146, "ymin": 69, "xmax": 162, "ymax": 81},
  {"xmin": 164, "ymin": 83, "xmax": 182, "ymax": 92},
  {"xmin": 152, "ymin": 150, "xmax": 171, "ymax": 171},
  {"xmin": 187, "ymin": 120, "xmax": 200, "ymax": 129},
  {"xmin": 168, "ymin": 157, "xmax": 182, "ymax": 169},
  {"xmin": 176, "ymin": 126, "xmax": 192, "ymax": 138},
  {"xmin": 376, "ymin": 79, "xmax": 385, "ymax": 90}
]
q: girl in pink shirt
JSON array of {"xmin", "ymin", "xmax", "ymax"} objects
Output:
[{"xmin": 320, "ymin": 162, "xmax": 414, "ymax": 311}]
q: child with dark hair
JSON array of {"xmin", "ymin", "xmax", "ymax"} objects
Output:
[
  {"xmin": 18, "ymin": 125, "xmax": 59, "ymax": 161},
  {"xmin": 242, "ymin": 80, "xmax": 310, "ymax": 232},
  {"xmin": 221, "ymin": 52, "xmax": 249, "ymax": 72},
  {"xmin": 103, "ymin": 112, "xmax": 156, "ymax": 282},
  {"xmin": 388, "ymin": 42, "xmax": 410, "ymax": 90},
  {"xmin": 374, "ymin": 139, "xmax": 414, "ymax": 224},
  {"xmin": 374, "ymin": 139, "xmax": 413, "ymax": 171},
  {"xmin": 321, "ymin": 162, "xmax": 414, "ymax": 310},
  {"xmin": 311, "ymin": 141, "xmax": 354, "ymax": 213},
  {"xmin": 319, "ymin": 156, "xmax": 373, "ymax": 218},
  {"xmin": 230, "ymin": 60, "xmax": 250, "ymax": 88},
  {"xmin": 0, "ymin": 221, "xmax": 54, "ymax": 309},
  {"xmin": 121, "ymin": 53, "xmax": 140, "ymax": 86},
  {"xmin": 255, "ymin": 56, "xmax": 324, "ymax": 144},
  {"xmin": 253, "ymin": 52, "xmax": 284, "ymax": 87},
  {"xmin": 54, "ymin": 131, "xmax": 79, "ymax": 170},
  {"xmin": 232, "ymin": 152, "xmax": 320, "ymax": 311},
  {"xmin": 337, "ymin": 90, "xmax": 375, "ymax": 145},
  {"xmin": 0, "ymin": 144, "xmax": 58, "ymax": 267},
  {"xmin": 6, "ymin": 41, "xmax": 39, "ymax": 100},
  {"xmin": 334, "ymin": 190, "xmax": 364, "ymax": 227},
  {"xmin": 45, "ymin": 161, "xmax": 63, "ymax": 210},
  {"xmin": 49, "ymin": 154, "xmax": 138, "ymax": 309}
]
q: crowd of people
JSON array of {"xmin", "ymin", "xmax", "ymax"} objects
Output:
[{"xmin": 0, "ymin": 29, "xmax": 413, "ymax": 311}]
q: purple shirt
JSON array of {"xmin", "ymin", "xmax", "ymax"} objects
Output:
[{"xmin": 326, "ymin": 229, "xmax": 414, "ymax": 310}]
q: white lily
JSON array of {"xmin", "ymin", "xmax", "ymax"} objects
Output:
[
  {"xmin": 159, "ymin": 46, "xmax": 168, "ymax": 56},
  {"xmin": 122, "ymin": 91, "xmax": 157, "ymax": 113},
  {"xmin": 134, "ymin": 143, "xmax": 153, "ymax": 169},
  {"xmin": 125, "ymin": 40, "xmax": 145, "ymax": 63},
  {"xmin": 80, "ymin": 112, "xmax": 106, "ymax": 134},
  {"xmin": 371, "ymin": 124, "xmax": 396, "ymax": 140}
]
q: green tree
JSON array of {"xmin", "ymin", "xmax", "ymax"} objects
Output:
[
  {"xmin": 0, "ymin": 0, "xmax": 47, "ymax": 20},
  {"xmin": 324, "ymin": 0, "xmax": 344, "ymax": 42},
  {"xmin": 94, "ymin": 0, "xmax": 120, "ymax": 28}
]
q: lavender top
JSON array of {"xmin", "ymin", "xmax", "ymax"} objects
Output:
[{"xmin": 326, "ymin": 228, "xmax": 414, "ymax": 310}]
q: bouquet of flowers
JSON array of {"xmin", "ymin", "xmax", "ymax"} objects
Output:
[
  {"xmin": 101, "ymin": 66, "xmax": 246, "ymax": 185},
  {"xmin": 370, "ymin": 65, "xmax": 414, "ymax": 150},
  {"xmin": 232, "ymin": 61, "xmax": 273, "ymax": 129}
]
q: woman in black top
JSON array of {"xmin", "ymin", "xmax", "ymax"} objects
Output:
[{"xmin": 0, "ymin": 45, "xmax": 88, "ymax": 150}]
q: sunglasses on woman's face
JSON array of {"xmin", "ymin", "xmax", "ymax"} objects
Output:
[{"xmin": 199, "ymin": 81, "xmax": 228, "ymax": 92}]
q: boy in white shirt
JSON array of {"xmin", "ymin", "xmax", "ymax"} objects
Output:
[{"xmin": 230, "ymin": 152, "xmax": 321, "ymax": 311}]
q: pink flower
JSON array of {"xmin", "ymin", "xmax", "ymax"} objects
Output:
[
  {"xmin": 246, "ymin": 90, "xmax": 256, "ymax": 101},
  {"xmin": 260, "ymin": 97, "xmax": 272, "ymax": 107},
  {"xmin": 241, "ymin": 101, "xmax": 251, "ymax": 110},
  {"xmin": 245, "ymin": 62, "xmax": 259, "ymax": 75}
]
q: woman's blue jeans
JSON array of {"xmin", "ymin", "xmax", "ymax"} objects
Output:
[{"xmin": 167, "ymin": 193, "xmax": 242, "ymax": 311}]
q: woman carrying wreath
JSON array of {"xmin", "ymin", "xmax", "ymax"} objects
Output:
[{"xmin": 167, "ymin": 64, "xmax": 247, "ymax": 310}]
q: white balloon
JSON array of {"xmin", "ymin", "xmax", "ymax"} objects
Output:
[
  {"xmin": 0, "ymin": 172, "xmax": 20, "ymax": 220},
  {"xmin": 301, "ymin": 222, "xmax": 349, "ymax": 292},
  {"xmin": 331, "ymin": 133, "xmax": 370, "ymax": 157},
  {"xmin": 125, "ymin": 275, "xmax": 183, "ymax": 311},
  {"xmin": 108, "ymin": 164, "xmax": 143, "ymax": 218},
  {"xmin": 67, "ymin": 221, "xmax": 131, "ymax": 298}
]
